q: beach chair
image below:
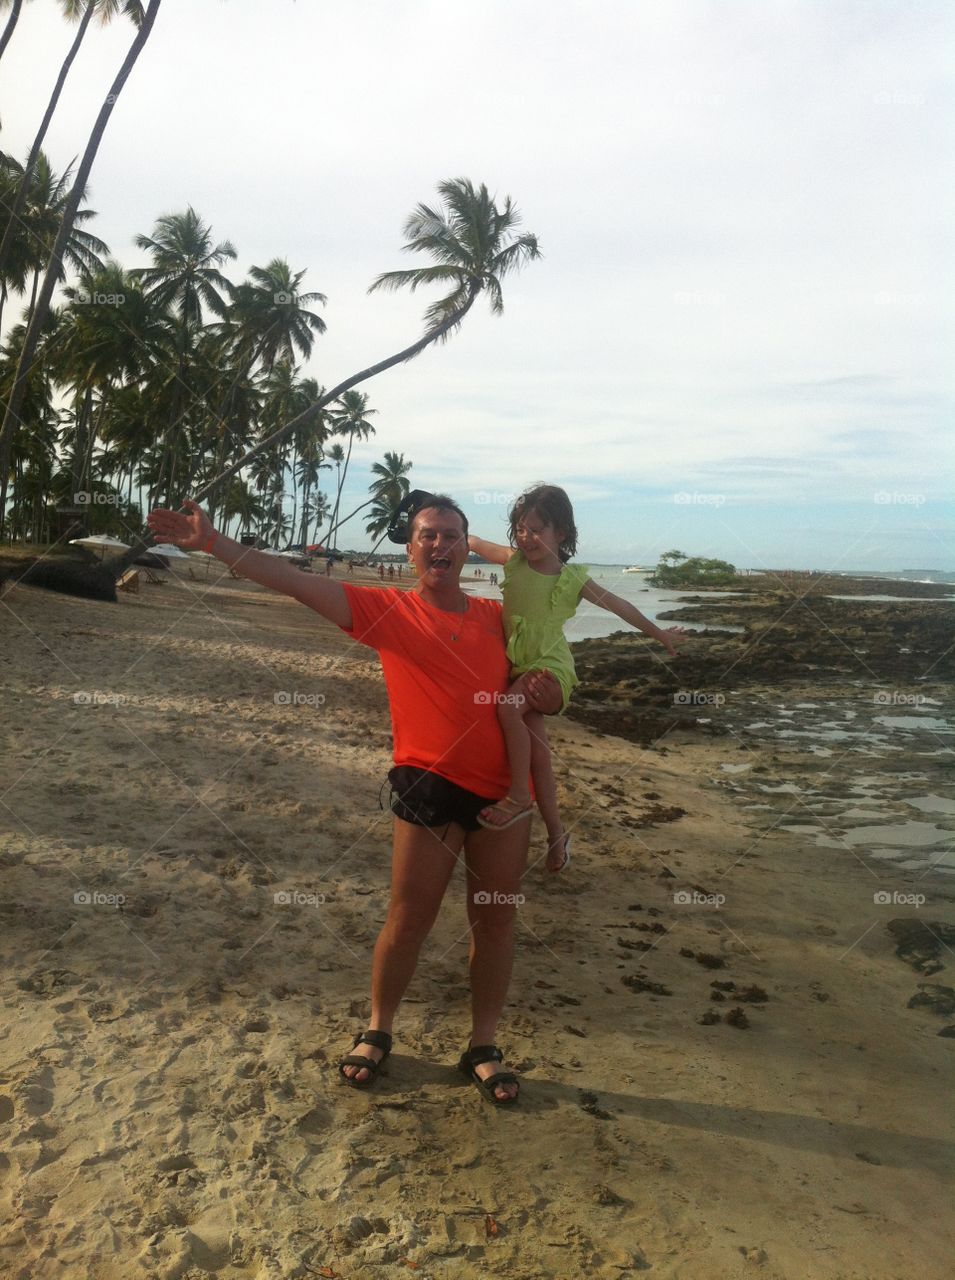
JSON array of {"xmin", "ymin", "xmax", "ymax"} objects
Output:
[
  {"xmin": 116, "ymin": 568, "xmax": 140, "ymax": 594},
  {"xmin": 140, "ymin": 565, "xmax": 167, "ymax": 585}
]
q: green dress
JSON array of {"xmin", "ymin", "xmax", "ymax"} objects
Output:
[{"xmin": 502, "ymin": 552, "xmax": 590, "ymax": 710}]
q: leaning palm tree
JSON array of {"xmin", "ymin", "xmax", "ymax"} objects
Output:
[
  {"xmin": 0, "ymin": 2, "xmax": 143, "ymax": 288},
  {"xmin": 179, "ymin": 177, "xmax": 540, "ymax": 512},
  {"xmin": 326, "ymin": 449, "xmax": 412, "ymax": 546},
  {"xmin": 0, "ymin": 0, "xmax": 162, "ymax": 537},
  {"xmin": 0, "ymin": 0, "xmax": 27, "ymax": 65}
]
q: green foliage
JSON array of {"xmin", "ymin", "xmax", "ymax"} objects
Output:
[{"xmin": 649, "ymin": 550, "xmax": 736, "ymax": 587}]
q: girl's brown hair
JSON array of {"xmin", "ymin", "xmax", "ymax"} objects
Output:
[{"xmin": 508, "ymin": 484, "xmax": 578, "ymax": 563}]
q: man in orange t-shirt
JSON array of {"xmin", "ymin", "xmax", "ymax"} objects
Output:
[{"xmin": 147, "ymin": 492, "xmax": 561, "ymax": 1105}]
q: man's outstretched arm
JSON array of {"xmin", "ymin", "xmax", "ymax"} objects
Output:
[{"xmin": 147, "ymin": 499, "xmax": 353, "ymax": 628}]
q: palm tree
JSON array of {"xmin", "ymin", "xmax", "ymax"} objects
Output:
[
  {"xmin": 184, "ymin": 178, "xmax": 541, "ymax": 512},
  {"xmin": 0, "ymin": 0, "xmax": 162, "ymax": 536},
  {"xmin": 0, "ymin": 0, "xmax": 26, "ymax": 65},
  {"xmin": 0, "ymin": 151, "xmax": 107, "ymax": 332},
  {"xmin": 327, "ymin": 389, "xmax": 376, "ymax": 550},
  {"xmin": 0, "ymin": 2, "xmax": 142, "ymax": 289},
  {"xmin": 329, "ymin": 449, "xmax": 412, "ymax": 546},
  {"xmin": 131, "ymin": 204, "xmax": 235, "ymax": 504}
]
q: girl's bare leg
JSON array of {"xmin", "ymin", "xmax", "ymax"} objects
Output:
[{"xmin": 526, "ymin": 711, "xmax": 569, "ymax": 871}]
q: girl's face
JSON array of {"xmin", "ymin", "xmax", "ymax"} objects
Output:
[{"xmin": 515, "ymin": 508, "xmax": 563, "ymax": 562}]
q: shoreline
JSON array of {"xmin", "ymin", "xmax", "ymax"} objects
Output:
[{"xmin": 1, "ymin": 570, "xmax": 953, "ymax": 1277}]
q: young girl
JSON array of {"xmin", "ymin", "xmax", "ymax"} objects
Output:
[{"xmin": 468, "ymin": 484, "xmax": 686, "ymax": 873}]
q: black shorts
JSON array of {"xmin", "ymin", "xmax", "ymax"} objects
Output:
[{"xmin": 386, "ymin": 765, "xmax": 496, "ymax": 833}]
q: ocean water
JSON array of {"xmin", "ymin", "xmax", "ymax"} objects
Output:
[{"xmin": 464, "ymin": 566, "xmax": 955, "ymax": 643}]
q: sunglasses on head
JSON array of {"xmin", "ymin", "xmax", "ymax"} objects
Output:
[{"xmin": 386, "ymin": 490, "xmax": 437, "ymax": 544}]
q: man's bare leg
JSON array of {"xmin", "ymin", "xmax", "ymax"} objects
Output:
[
  {"xmin": 461, "ymin": 820, "xmax": 530, "ymax": 1100},
  {"xmin": 342, "ymin": 816, "xmax": 463, "ymax": 1082}
]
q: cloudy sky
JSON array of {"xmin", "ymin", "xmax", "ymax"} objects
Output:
[{"xmin": 6, "ymin": 0, "xmax": 952, "ymax": 569}]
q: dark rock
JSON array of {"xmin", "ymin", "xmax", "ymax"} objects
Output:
[
  {"xmin": 724, "ymin": 1007, "xmax": 750, "ymax": 1029},
  {"xmin": 907, "ymin": 984, "xmax": 955, "ymax": 1017},
  {"xmin": 887, "ymin": 919, "xmax": 955, "ymax": 977}
]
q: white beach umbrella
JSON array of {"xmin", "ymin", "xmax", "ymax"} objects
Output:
[
  {"xmin": 150, "ymin": 543, "xmax": 190, "ymax": 559},
  {"xmin": 69, "ymin": 535, "xmax": 131, "ymax": 560}
]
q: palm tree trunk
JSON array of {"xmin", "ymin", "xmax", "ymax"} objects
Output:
[
  {"xmin": 0, "ymin": 0, "xmax": 162, "ymax": 538},
  {"xmin": 323, "ymin": 495, "xmax": 376, "ymax": 547},
  {"xmin": 185, "ymin": 281, "xmax": 480, "ymax": 512},
  {"xmin": 0, "ymin": 0, "xmax": 96, "ymax": 286},
  {"xmin": 0, "ymin": 0, "xmax": 23, "ymax": 65}
]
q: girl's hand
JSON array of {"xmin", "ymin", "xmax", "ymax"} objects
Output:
[
  {"xmin": 146, "ymin": 498, "xmax": 215, "ymax": 551},
  {"xmin": 658, "ymin": 625, "xmax": 688, "ymax": 657}
]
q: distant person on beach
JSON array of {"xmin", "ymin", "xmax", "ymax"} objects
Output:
[
  {"xmin": 146, "ymin": 494, "xmax": 561, "ymax": 1105},
  {"xmin": 469, "ymin": 483, "xmax": 686, "ymax": 871}
]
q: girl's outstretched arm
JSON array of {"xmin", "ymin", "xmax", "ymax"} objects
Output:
[
  {"xmin": 467, "ymin": 534, "xmax": 514, "ymax": 566},
  {"xmin": 580, "ymin": 578, "xmax": 686, "ymax": 657}
]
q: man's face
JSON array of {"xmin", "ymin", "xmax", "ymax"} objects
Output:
[{"xmin": 407, "ymin": 507, "xmax": 469, "ymax": 586}]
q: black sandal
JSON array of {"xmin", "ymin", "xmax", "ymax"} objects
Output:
[
  {"xmin": 338, "ymin": 1029, "xmax": 393, "ymax": 1089},
  {"xmin": 458, "ymin": 1042, "xmax": 520, "ymax": 1105}
]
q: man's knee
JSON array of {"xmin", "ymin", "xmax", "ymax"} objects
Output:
[{"xmin": 386, "ymin": 901, "xmax": 439, "ymax": 942}]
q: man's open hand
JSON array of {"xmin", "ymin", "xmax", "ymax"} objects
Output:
[{"xmin": 147, "ymin": 498, "xmax": 215, "ymax": 551}]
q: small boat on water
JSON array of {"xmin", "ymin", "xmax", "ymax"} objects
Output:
[{"xmin": 623, "ymin": 565, "xmax": 650, "ymax": 573}]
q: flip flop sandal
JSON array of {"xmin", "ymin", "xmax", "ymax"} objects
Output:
[
  {"xmin": 338, "ymin": 1029, "xmax": 392, "ymax": 1089},
  {"xmin": 476, "ymin": 796, "xmax": 534, "ymax": 831},
  {"xmin": 458, "ymin": 1042, "xmax": 520, "ymax": 1105},
  {"xmin": 548, "ymin": 834, "xmax": 571, "ymax": 873}
]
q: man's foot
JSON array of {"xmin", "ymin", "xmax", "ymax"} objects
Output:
[
  {"xmin": 546, "ymin": 833, "xmax": 571, "ymax": 874},
  {"xmin": 476, "ymin": 795, "xmax": 534, "ymax": 831},
  {"xmin": 459, "ymin": 1043, "xmax": 520, "ymax": 1104},
  {"xmin": 338, "ymin": 1029, "xmax": 392, "ymax": 1088}
]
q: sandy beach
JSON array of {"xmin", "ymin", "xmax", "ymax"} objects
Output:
[{"xmin": 1, "ymin": 562, "xmax": 953, "ymax": 1279}]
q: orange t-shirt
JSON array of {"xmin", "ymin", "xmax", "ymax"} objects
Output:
[{"xmin": 340, "ymin": 584, "xmax": 513, "ymax": 797}]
